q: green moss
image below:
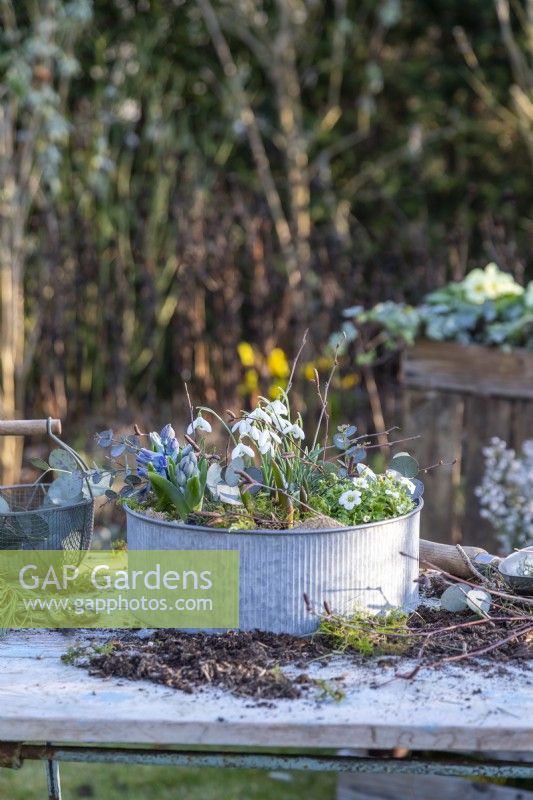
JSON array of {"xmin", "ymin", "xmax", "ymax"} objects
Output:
[{"xmin": 316, "ymin": 609, "xmax": 411, "ymax": 657}]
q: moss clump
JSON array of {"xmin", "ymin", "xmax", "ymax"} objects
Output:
[{"xmin": 316, "ymin": 608, "xmax": 411, "ymax": 657}]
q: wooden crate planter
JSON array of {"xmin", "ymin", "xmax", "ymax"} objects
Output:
[{"xmin": 400, "ymin": 340, "xmax": 533, "ymax": 550}]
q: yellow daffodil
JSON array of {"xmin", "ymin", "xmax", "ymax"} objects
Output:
[
  {"xmin": 267, "ymin": 347, "xmax": 290, "ymax": 378},
  {"xmin": 237, "ymin": 342, "xmax": 256, "ymax": 367}
]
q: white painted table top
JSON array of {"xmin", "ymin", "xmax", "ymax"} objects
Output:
[{"xmin": 0, "ymin": 630, "xmax": 531, "ymax": 753}]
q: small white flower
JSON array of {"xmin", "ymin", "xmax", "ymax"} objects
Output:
[
  {"xmin": 387, "ymin": 469, "xmax": 416, "ymax": 493},
  {"xmin": 231, "ymin": 442, "xmax": 255, "ymax": 460},
  {"xmin": 338, "ymin": 489, "xmax": 362, "ymax": 510},
  {"xmin": 274, "ymin": 417, "xmax": 294, "ymax": 434},
  {"xmin": 257, "ymin": 429, "xmax": 273, "ymax": 455},
  {"xmin": 385, "ymin": 489, "xmax": 400, "ymax": 499},
  {"xmin": 267, "ymin": 400, "xmax": 289, "ymax": 417},
  {"xmin": 247, "ymin": 425, "xmax": 262, "ymax": 442},
  {"xmin": 186, "ymin": 416, "xmax": 212, "ymax": 435},
  {"xmin": 232, "ymin": 418, "xmax": 253, "ymax": 437},
  {"xmin": 248, "ymin": 407, "xmax": 272, "ymax": 424},
  {"xmin": 288, "ymin": 423, "xmax": 305, "ymax": 440}
]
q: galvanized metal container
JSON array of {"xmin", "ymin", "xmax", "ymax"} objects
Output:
[{"xmin": 126, "ymin": 501, "xmax": 421, "ymax": 635}]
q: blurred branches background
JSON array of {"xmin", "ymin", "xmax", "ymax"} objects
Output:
[{"xmin": 0, "ymin": 0, "xmax": 531, "ymax": 476}]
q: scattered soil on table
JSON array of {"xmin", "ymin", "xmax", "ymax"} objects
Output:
[
  {"xmin": 79, "ymin": 629, "xmax": 333, "ymax": 700},
  {"xmin": 70, "ymin": 604, "xmax": 532, "ymax": 700},
  {"xmin": 406, "ymin": 606, "xmax": 533, "ymax": 664}
]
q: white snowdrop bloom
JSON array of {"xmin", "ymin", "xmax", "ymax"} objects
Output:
[
  {"xmin": 186, "ymin": 416, "xmax": 212, "ymax": 435},
  {"xmin": 257, "ymin": 429, "xmax": 274, "ymax": 455},
  {"xmin": 231, "ymin": 442, "xmax": 255, "ymax": 460},
  {"xmin": 357, "ymin": 463, "xmax": 377, "ymax": 481},
  {"xmin": 231, "ymin": 418, "xmax": 253, "ymax": 437},
  {"xmin": 288, "ymin": 423, "xmax": 305, "ymax": 440},
  {"xmin": 267, "ymin": 400, "xmax": 289, "ymax": 417},
  {"xmin": 248, "ymin": 407, "xmax": 272, "ymax": 424},
  {"xmin": 338, "ymin": 489, "xmax": 362, "ymax": 511},
  {"xmin": 270, "ymin": 414, "xmax": 293, "ymax": 434},
  {"xmin": 247, "ymin": 425, "xmax": 262, "ymax": 442}
]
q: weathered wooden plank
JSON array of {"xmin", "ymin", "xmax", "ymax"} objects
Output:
[
  {"xmin": 0, "ymin": 631, "xmax": 531, "ymax": 752},
  {"xmin": 401, "ymin": 341, "xmax": 533, "ymax": 400},
  {"xmin": 403, "ymin": 389, "xmax": 463, "ymax": 544},
  {"xmin": 337, "ymin": 773, "xmax": 533, "ymax": 800}
]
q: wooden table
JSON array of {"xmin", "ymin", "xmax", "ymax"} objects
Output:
[{"xmin": 1, "ymin": 630, "xmax": 532, "ymax": 799}]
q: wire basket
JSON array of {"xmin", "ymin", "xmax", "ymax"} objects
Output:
[
  {"xmin": 0, "ymin": 484, "xmax": 94, "ymax": 551},
  {"xmin": 0, "ymin": 418, "xmax": 95, "ymax": 637}
]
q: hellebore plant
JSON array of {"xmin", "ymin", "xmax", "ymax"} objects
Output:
[{"xmin": 94, "ymin": 387, "xmax": 423, "ymax": 529}]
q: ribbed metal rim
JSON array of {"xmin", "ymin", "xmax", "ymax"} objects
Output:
[
  {"xmin": 125, "ymin": 498, "xmax": 423, "ymax": 536},
  {"xmin": 0, "ymin": 483, "xmax": 94, "ymax": 516}
]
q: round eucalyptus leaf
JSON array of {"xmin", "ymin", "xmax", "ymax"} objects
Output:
[
  {"xmin": 466, "ymin": 589, "xmax": 492, "ymax": 617},
  {"xmin": 216, "ymin": 483, "xmax": 243, "ymax": 506},
  {"xmin": 225, "ymin": 457, "xmax": 244, "ymax": 488},
  {"xmin": 96, "ymin": 430, "xmax": 113, "ymax": 448},
  {"xmin": 346, "ymin": 446, "xmax": 366, "ymax": 462},
  {"xmin": 47, "ymin": 472, "xmax": 84, "ymax": 506},
  {"xmin": 206, "ymin": 463, "xmax": 223, "ymax": 490},
  {"xmin": 105, "ymin": 489, "xmax": 119, "ymax": 501},
  {"xmin": 345, "ymin": 425, "xmax": 357, "ymax": 437},
  {"xmin": 333, "ymin": 432, "xmax": 349, "ymax": 450},
  {"xmin": 49, "ymin": 448, "xmax": 78, "ymax": 472},
  {"xmin": 30, "ymin": 457, "xmax": 50, "ymax": 472},
  {"xmin": 390, "ymin": 452, "xmax": 419, "ymax": 478},
  {"xmin": 0, "ymin": 495, "xmax": 10, "ymax": 514},
  {"xmin": 243, "ymin": 466, "xmax": 263, "ymax": 495},
  {"xmin": 440, "ymin": 583, "xmax": 469, "ymax": 612},
  {"xmin": 111, "ymin": 443, "xmax": 126, "ymax": 458}
]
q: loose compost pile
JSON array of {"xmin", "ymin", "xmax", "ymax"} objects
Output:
[{"xmin": 66, "ymin": 579, "xmax": 533, "ymax": 701}]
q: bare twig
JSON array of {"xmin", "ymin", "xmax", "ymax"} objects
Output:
[
  {"xmin": 312, "ymin": 345, "xmax": 339, "ymax": 452},
  {"xmin": 456, "ymin": 543, "xmax": 490, "ymax": 584},
  {"xmin": 402, "ymin": 550, "xmax": 533, "ymax": 608},
  {"xmin": 184, "ymin": 382, "xmax": 195, "ymax": 429},
  {"xmin": 286, "ymin": 328, "xmax": 308, "ymax": 393}
]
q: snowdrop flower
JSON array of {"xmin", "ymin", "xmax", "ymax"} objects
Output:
[
  {"xmin": 187, "ymin": 416, "xmax": 212, "ymax": 435},
  {"xmin": 338, "ymin": 489, "xmax": 362, "ymax": 510},
  {"xmin": 257, "ymin": 429, "xmax": 274, "ymax": 455},
  {"xmin": 267, "ymin": 400, "xmax": 288, "ymax": 417},
  {"xmin": 231, "ymin": 418, "xmax": 253, "ymax": 437},
  {"xmin": 231, "ymin": 442, "xmax": 255, "ymax": 460},
  {"xmin": 288, "ymin": 423, "xmax": 305, "ymax": 440},
  {"xmin": 273, "ymin": 416, "xmax": 293, "ymax": 434},
  {"xmin": 248, "ymin": 407, "xmax": 272, "ymax": 424},
  {"xmin": 247, "ymin": 425, "xmax": 262, "ymax": 442}
]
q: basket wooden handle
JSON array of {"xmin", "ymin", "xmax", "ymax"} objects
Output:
[
  {"xmin": 419, "ymin": 539, "xmax": 491, "ymax": 579},
  {"xmin": 0, "ymin": 419, "xmax": 62, "ymax": 436}
]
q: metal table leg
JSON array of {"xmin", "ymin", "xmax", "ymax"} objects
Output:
[{"xmin": 45, "ymin": 759, "xmax": 61, "ymax": 800}]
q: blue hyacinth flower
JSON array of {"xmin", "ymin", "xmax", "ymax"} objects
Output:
[
  {"xmin": 137, "ymin": 448, "xmax": 168, "ymax": 477},
  {"xmin": 160, "ymin": 423, "xmax": 179, "ymax": 455}
]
